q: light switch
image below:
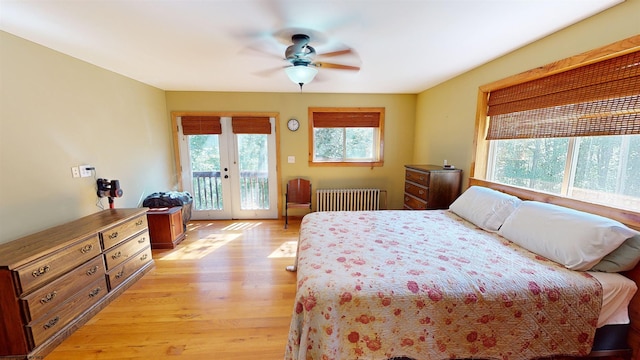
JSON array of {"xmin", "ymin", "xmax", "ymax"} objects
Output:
[{"xmin": 288, "ymin": 156, "xmax": 295, "ymax": 163}]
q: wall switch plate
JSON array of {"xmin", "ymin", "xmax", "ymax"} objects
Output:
[
  {"xmin": 288, "ymin": 156, "xmax": 295, "ymax": 164},
  {"xmin": 71, "ymin": 166, "xmax": 80, "ymax": 178},
  {"xmin": 79, "ymin": 165, "xmax": 93, "ymax": 177}
]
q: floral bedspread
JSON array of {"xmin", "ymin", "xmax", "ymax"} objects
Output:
[{"xmin": 285, "ymin": 210, "xmax": 603, "ymax": 360}]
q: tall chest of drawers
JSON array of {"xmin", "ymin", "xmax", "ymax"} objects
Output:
[
  {"xmin": 0, "ymin": 208, "xmax": 154, "ymax": 359},
  {"xmin": 404, "ymin": 165, "xmax": 462, "ymax": 210}
]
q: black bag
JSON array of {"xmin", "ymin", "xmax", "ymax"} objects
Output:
[{"xmin": 143, "ymin": 191, "xmax": 193, "ymax": 229}]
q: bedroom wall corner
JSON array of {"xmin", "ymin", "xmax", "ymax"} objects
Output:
[{"xmin": 0, "ymin": 31, "xmax": 175, "ymax": 244}]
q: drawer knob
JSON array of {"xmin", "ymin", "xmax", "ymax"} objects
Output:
[
  {"xmin": 89, "ymin": 287, "xmax": 102, "ymax": 298},
  {"xmin": 43, "ymin": 316, "xmax": 59, "ymax": 330},
  {"xmin": 419, "ymin": 190, "xmax": 425, "ymax": 194},
  {"xmin": 32, "ymin": 265, "xmax": 51, "ymax": 278},
  {"xmin": 115, "ymin": 270, "xmax": 125, "ymax": 279},
  {"xmin": 135, "ymin": 219, "xmax": 144, "ymax": 226},
  {"xmin": 405, "ymin": 196, "xmax": 409, "ymax": 201},
  {"xmin": 80, "ymin": 244, "xmax": 94, "ymax": 254},
  {"xmin": 86, "ymin": 266, "xmax": 99, "ymax": 276},
  {"xmin": 138, "ymin": 237, "xmax": 146, "ymax": 244},
  {"xmin": 140, "ymin": 253, "xmax": 148, "ymax": 261},
  {"xmin": 108, "ymin": 231, "xmax": 119, "ymax": 239},
  {"xmin": 419, "ymin": 176, "xmax": 425, "ymax": 181},
  {"xmin": 40, "ymin": 291, "xmax": 57, "ymax": 304},
  {"xmin": 111, "ymin": 251, "xmax": 122, "ymax": 260}
]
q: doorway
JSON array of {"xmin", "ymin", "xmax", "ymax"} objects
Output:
[{"xmin": 176, "ymin": 115, "xmax": 278, "ymax": 220}]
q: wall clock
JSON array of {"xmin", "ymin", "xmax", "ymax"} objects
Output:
[{"xmin": 287, "ymin": 118, "xmax": 300, "ymax": 131}]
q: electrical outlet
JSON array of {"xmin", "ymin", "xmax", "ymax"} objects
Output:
[
  {"xmin": 71, "ymin": 166, "xmax": 80, "ymax": 178},
  {"xmin": 80, "ymin": 165, "xmax": 93, "ymax": 178}
]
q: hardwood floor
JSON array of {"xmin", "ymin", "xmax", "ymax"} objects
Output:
[{"xmin": 45, "ymin": 219, "xmax": 301, "ymax": 360}]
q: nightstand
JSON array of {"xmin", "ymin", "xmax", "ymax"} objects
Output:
[{"xmin": 146, "ymin": 207, "xmax": 185, "ymax": 249}]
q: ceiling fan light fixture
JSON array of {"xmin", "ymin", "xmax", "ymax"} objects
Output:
[{"xmin": 285, "ymin": 65, "xmax": 318, "ymax": 88}]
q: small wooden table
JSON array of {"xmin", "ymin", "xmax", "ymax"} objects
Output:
[{"xmin": 146, "ymin": 207, "xmax": 185, "ymax": 249}]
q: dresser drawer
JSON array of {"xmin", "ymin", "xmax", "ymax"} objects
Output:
[
  {"xmin": 106, "ymin": 246, "xmax": 152, "ymax": 290},
  {"xmin": 20, "ymin": 256, "xmax": 105, "ymax": 323},
  {"xmin": 404, "ymin": 194, "xmax": 427, "ymax": 210},
  {"xmin": 405, "ymin": 169, "xmax": 430, "ymax": 186},
  {"xmin": 100, "ymin": 215, "xmax": 148, "ymax": 249},
  {"xmin": 103, "ymin": 230, "xmax": 150, "ymax": 270},
  {"xmin": 15, "ymin": 235, "xmax": 101, "ymax": 295},
  {"xmin": 405, "ymin": 182, "xmax": 429, "ymax": 200},
  {"xmin": 26, "ymin": 278, "xmax": 107, "ymax": 348}
]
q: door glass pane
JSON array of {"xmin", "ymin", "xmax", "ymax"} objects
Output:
[
  {"xmin": 489, "ymin": 138, "xmax": 569, "ymax": 194},
  {"xmin": 237, "ymin": 134, "xmax": 269, "ymax": 210},
  {"xmin": 189, "ymin": 135, "xmax": 223, "ymax": 210}
]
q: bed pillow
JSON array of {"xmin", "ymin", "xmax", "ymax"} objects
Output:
[
  {"xmin": 449, "ymin": 186, "xmax": 522, "ymax": 231},
  {"xmin": 498, "ymin": 201, "xmax": 639, "ymax": 271},
  {"xmin": 590, "ymin": 234, "xmax": 640, "ymax": 272}
]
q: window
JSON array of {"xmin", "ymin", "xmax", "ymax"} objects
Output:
[
  {"xmin": 474, "ymin": 37, "xmax": 640, "ymax": 212},
  {"xmin": 309, "ymin": 107, "xmax": 384, "ymax": 166},
  {"xmin": 488, "ymin": 135, "xmax": 640, "ymax": 210}
]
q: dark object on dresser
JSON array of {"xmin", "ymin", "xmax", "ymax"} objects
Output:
[
  {"xmin": 403, "ymin": 164, "xmax": 462, "ymax": 210},
  {"xmin": 142, "ymin": 191, "xmax": 193, "ymax": 230}
]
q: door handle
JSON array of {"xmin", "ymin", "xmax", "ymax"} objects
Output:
[{"xmin": 224, "ymin": 175, "xmax": 229, "ymax": 179}]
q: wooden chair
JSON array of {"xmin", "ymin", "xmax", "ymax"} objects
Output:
[{"xmin": 285, "ymin": 178, "xmax": 312, "ymax": 229}]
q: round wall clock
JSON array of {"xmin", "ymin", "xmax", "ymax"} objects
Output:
[{"xmin": 287, "ymin": 118, "xmax": 300, "ymax": 131}]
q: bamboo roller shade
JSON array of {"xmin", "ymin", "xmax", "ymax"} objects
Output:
[
  {"xmin": 487, "ymin": 50, "xmax": 640, "ymax": 140},
  {"xmin": 181, "ymin": 116, "xmax": 271, "ymax": 135},
  {"xmin": 312, "ymin": 111, "xmax": 381, "ymax": 128}
]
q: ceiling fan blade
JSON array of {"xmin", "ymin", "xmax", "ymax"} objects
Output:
[
  {"xmin": 253, "ymin": 66, "xmax": 288, "ymax": 77},
  {"xmin": 240, "ymin": 43, "xmax": 285, "ymax": 60},
  {"xmin": 314, "ymin": 62, "xmax": 360, "ymax": 71},
  {"xmin": 317, "ymin": 48, "xmax": 353, "ymax": 58}
]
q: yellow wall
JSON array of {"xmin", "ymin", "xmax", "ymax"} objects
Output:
[
  {"xmin": 165, "ymin": 92, "xmax": 417, "ymax": 211},
  {"xmin": 2, "ymin": 0, "xmax": 637, "ymax": 244},
  {"xmin": 0, "ymin": 32, "xmax": 175, "ymax": 244},
  {"xmin": 414, "ymin": 0, "xmax": 640, "ymax": 187}
]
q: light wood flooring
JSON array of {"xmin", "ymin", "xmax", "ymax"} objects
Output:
[{"xmin": 45, "ymin": 219, "xmax": 301, "ymax": 360}]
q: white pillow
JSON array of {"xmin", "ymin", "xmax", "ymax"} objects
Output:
[
  {"xmin": 449, "ymin": 186, "xmax": 522, "ymax": 231},
  {"xmin": 499, "ymin": 201, "xmax": 639, "ymax": 271}
]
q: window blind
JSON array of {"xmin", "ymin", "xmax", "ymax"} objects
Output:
[
  {"xmin": 181, "ymin": 116, "xmax": 222, "ymax": 135},
  {"xmin": 486, "ymin": 50, "xmax": 640, "ymax": 140},
  {"xmin": 231, "ymin": 117, "xmax": 271, "ymax": 134},
  {"xmin": 312, "ymin": 111, "xmax": 381, "ymax": 128}
]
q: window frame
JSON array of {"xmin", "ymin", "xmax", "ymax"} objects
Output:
[
  {"xmin": 472, "ymin": 35, "xmax": 640, "ymax": 210},
  {"xmin": 308, "ymin": 107, "xmax": 385, "ymax": 167}
]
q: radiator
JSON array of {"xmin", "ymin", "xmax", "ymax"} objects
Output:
[{"xmin": 316, "ymin": 188, "xmax": 381, "ymax": 212}]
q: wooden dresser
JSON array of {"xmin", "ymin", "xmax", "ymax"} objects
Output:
[
  {"xmin": 403, "ymin": 165, "xmax": 462, "ymax": 210},
  {"xmin": 0, "ymin": 208, "xmax": 154, "ymax": 359},
  {"xmin": 146, "ymin": 207, "xmax": 185, "ymax": 249}
]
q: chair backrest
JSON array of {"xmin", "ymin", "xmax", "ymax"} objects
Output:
[{"xmin": 287, "ymin": 178, "xmax": 311, "ymax": 204}]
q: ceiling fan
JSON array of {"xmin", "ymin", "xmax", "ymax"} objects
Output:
[{"xmin": 282, "ymin": 33, "xmax": 360, "ymax": 90}]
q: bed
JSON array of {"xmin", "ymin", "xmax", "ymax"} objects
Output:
[{"xmin": 285, "ymin": 182, "xmax": 640, "ymax": 360}]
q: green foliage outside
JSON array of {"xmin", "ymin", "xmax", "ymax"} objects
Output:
[
  {"xmin": 314, "ymin": 128, "xmax": 374, "ymax": 161},
  {"xmin": 188, "ymin": 134, "xmax": 270, "ymax": 211},
  {"xmin": 492, "ymin": 135, "xmax": 640, "ymax": 199}
]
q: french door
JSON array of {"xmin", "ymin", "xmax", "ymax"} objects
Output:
[{"xmin": 178, "ymin": 116, "xmax": 278, "ymax": 220}]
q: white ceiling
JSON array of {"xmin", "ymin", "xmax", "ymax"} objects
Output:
[{"xmin": 0, "ymin": 0, "xmax": 623, "ymax": 94}]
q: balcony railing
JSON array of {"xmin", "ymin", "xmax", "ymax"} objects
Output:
[{"xmin": 192, "ymin": 171, "xmax": 269, "ymax": 211}]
